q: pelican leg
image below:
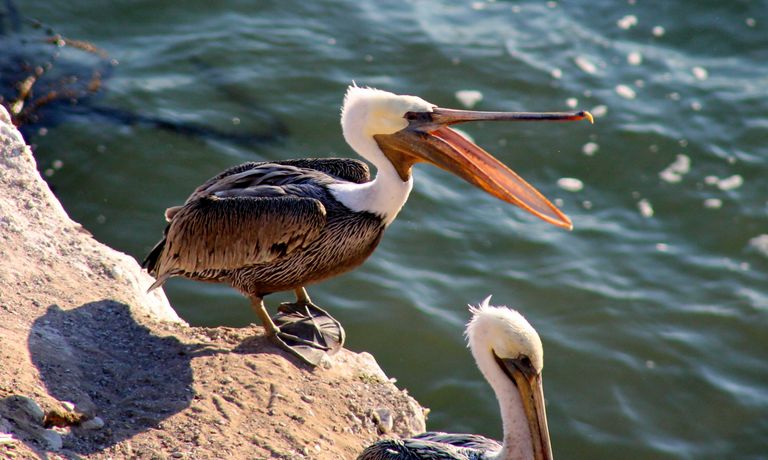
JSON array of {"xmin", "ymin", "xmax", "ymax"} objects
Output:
[
  {"xmin": 248, "ymin": 295, "xmax": 330, "ymax": 366},
  {"xmin": 272, "ymin": 287, "xmax": 345, "ymax": 358}
]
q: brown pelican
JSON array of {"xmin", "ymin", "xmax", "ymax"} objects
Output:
[
  {"xmin": 358, "ymin": 297, "xmax": 551, "ymax": 460},
  {"xmin": 143, "ymin": 86, "xmax": 592, "ymax": 365}
]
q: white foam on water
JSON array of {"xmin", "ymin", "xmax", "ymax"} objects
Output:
[
  {"xmin": 638, "ymin": 199, "xmax": 654, "ymax": 217},
  {"xmin": 749, "ymin": 235, "xmax": 768, "ymax": 258},
  {"xmin": 703, "ymin": 198, "xmax": 723, "ymax": 209},
  {"xmin": 616, "ymin": 84, "xmax": 637, "ymax": 99},
  {"xmin": 692, "ymin": 66, "xmax": 709, "ymax": 80},
  {"xmin": 659, "ymin": 154, "xmax": 691, "ymax": 183},
  {"xmin": 591, "ymin": 105, "xmax": 608, "ymax": 117},
  {"xmin": 455, "ymin": 90, "xmax": 483, "ymax": 109},
  {"xmin": 574, "ymin": 56, "xmax": 598, "ymax": 74},
  {"xmin": 557, "ymin": 177, "xmax": 584, "ymax": 192},
  {"xmin": 617, "ymin": 15, "xmax": 638, "ymax": 30},
  {"xmin": 582, "ymin": 142, "xmax": 599, "ymax": 156},
  {"xmin": 704, "ymin": 175, "xmax": 719, "ymax": 185},
  {"xmin": 717, "ymin": 175, "xmax": 743, "ymax": 191}
]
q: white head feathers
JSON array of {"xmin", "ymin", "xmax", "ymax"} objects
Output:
[
  {"xmin": 465, "ymin": 295, "xmax": 544, "ymax": 374},
  {"xmin": 340, "ymin": 85, "xmax": 434, "ymax": 153}
]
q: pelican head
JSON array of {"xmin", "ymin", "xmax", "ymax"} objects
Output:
[
  {"xmin": 466, "ymin": 296, "xmax": 551, "ymax": 460},
  {"xmin": 341, "ymin": 86, "xmax": 593, "ymax": 230}
]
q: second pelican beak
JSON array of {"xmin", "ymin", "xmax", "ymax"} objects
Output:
[
  {"xmin": 498, "ymin": 354, "xmax": 553, "ymax": 460},
  {"xmin": 374, "ymin": 107, "xmax": 593, "ymax": 230}
]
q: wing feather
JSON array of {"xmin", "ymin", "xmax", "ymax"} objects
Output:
[
  {"xmin": 145, "ymin": 159, "xmax": 364, "ymax": 287},
  {"xmin": 274, "ymin": 158, "xmax": 371, "ymax": 184},
  {"xmin": 188, "ymin": 158, "xmax": 370, "ymax": 202},
  {"xmin": 154, "ymin": 195, "xmax": 326, "ymax": 278}
]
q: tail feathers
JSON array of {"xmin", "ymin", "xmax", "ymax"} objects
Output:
[
  {"xmin": 141, "ymin": 226, "xmax": 176, "ymax": 292},
  {"xmin": 142, "ymin": 234, "xmax": 167, "ymax": 273},
  {"xmin": 147, "ymin": 271, "xmax": 176, "ymax": 292},
  {"xmin": 142, "ymin": 233, "xmax": 171, "ymax": 292}
]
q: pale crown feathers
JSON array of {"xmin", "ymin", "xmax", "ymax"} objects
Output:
[{"xmin": 465, "ymin": 296, "xmax": 544, "ymax": 374}]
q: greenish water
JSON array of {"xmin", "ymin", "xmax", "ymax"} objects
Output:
[{"xmin": 11, "ymin": 1, "xmax": 768, "ymax": 458}]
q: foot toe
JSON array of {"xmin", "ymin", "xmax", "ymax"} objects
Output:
[
  {"xmin": 273, "ymin": 302, "xmax": 345, "ymax": 355},
  {"xmin": 270, "ymin": 334, "xmax": 326, "ymax": 366}
]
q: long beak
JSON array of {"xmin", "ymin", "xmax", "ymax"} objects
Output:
[
  {"xmin": 430, "ymin": 107, "xmax": 593, "ymax": 126},
  {"xmin": 374, "ymin": 107, "xmax": 593, "ymax": 230},
  {"xmin": 501, "ymin": 357, "xmax": 553, "ymax": 460}
]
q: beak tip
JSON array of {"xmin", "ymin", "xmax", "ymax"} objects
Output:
[
  {"xmin": 538, "ymin": 216, "xmax": 572, "ymax": 230},
  {"xmin": 583, "ymin": 111, "xmax": 594, "ymax": 124},
  {"xmin": 551, "ymin": 215, "xmax": 573, "ymax": 231}
]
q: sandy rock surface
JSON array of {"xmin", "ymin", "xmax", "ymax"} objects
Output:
[{"xmin": 0, "ymin": 107, "xmax": 426, "ymax": 459}]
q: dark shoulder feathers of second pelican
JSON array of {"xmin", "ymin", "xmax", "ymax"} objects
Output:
[{"xmin": 356, "ymin": 438, "xmax": 490, "ymax": 460}]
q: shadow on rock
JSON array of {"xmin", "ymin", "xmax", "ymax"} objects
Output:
[
  {"xmin": 27, "ymin": 300, "xmax": 212, "ymax": 455},
  {"xmin": 231, "ymin": 333, "xmax": 318, "ymax": 372}
]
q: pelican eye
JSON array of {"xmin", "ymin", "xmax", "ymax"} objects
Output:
[
  {"xmin": 514, "ymin": 356, "xmax": 537, "ymax": 379},
  {"xmin": 493, "ymin": 351, "xmax": 536, "ymax": 386},
  {"xmin": 404, "ymin": 111, "xmax": 432, "ymax": 123}
]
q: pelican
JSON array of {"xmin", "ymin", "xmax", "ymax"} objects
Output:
[
  {"xmin": 358, "ymin": 297, "xmax": 551, "ymax": 460},
  {"xmin": 143, "ymin": 86, "xmax": 592, "ymax": 365}
]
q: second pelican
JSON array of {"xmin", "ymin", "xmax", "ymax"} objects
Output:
[
  {"xmin": 358, "ymin": 297, "xmax": 552, "ymax": 460},
  {"xmin": 143, "ymin": 86, "xmax": 592, "ymax": 365}
]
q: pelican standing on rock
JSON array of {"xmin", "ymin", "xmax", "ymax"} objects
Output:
[
  {"xmin": 143, "ymin": 86, "xmax": 592, "ymax": 365},
  {"xmin": 358, "ymin": 297, "xmax": 552, "ymax": 460}
]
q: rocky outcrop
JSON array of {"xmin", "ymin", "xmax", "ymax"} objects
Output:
[{"xmin": 0, "ymin": 106, "xmax": 425, "ymax": 459}]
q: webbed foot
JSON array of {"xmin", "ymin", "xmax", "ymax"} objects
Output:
[
  {"xmin": 249, "ymin": 289, "xmax": 345, "ymax": 367},
  {"xmin": 271, "ymin": 297, "xmax": 345, "ymax": 366}
]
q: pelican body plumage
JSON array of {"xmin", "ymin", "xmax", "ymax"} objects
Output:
[
  {"xmin": 144, "ymin": 158, "xmax": 380, "ymax": 296},
  {"xmin": 143, "ymin": 86, "xmax": 592, "ymax": 365}
]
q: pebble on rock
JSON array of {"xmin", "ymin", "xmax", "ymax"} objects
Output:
[
  {"xmin": 18, "ymin": 396, "xmax": 45, "ymax": 421},
  {"xmin": 372, "ymin": 408, "xmax": 393, "ymax": 434},
  {"xmin": 80, "ymin": 416, "xmax": 105, "ymax": 430},
  {"xmin": 40, "ymin": 429, "xmax": 63, "ymax": 451}
]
